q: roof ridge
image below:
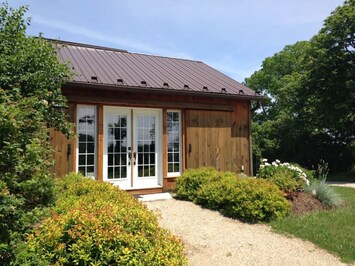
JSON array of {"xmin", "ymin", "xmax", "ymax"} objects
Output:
[
  {"xmin": 45, "ymin": 38, "xmax": 129, "ymax": 53},
  {"xmin": 45, "ymin": 37, "xmax": 203, "ymax": 64}
]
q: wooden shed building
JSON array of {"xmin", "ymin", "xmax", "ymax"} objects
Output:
[{"xmin": 51, "ymin": 40, "xmax": 263, "ymax": 194}]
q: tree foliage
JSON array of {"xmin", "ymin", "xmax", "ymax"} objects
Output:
[
  {"xmin": 0, "ymin": 4, "xmax": 72, "ymax": 264},
  {"xmin": 246, "ymin": 0, "xmax": 355, "ymax": 172}
]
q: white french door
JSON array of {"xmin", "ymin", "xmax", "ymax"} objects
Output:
[{"xmin": 103, "ymin": 107, "xmax": 162, "ymax": 189}]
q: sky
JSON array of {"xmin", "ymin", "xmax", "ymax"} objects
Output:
[{"xmin": 13, "ymin": 0, "xmax": 344, "ymax": 82}]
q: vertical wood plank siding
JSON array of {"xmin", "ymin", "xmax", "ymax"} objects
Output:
[
  {"xmin": 186, "ymin": 101, "xmax": 250, "ymax": 175},
  {"xmin": 50, "ymin": 93, "xmax": 252, "ymax": 188}
]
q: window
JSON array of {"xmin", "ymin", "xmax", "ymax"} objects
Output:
[
  {"xmin": 167, "ymin": 111, "xmax": 181, "ymax": 176},
  {"xmin": 77, "ymin": 105, "xmax": 96, "ymax": 178}
]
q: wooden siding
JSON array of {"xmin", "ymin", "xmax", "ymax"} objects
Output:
[
  {"xmin": 50, "ymin": 103, "xmax": 76, "ymax": 177},
  {"xmin": 186, "ymin": 101, "xmax": 251, "ymax": 175},
  {"xmin": 50, "ymin": 88, "xmax": 253, "ymax": 192},
  {"xmin": 50, "ymin": 129, "xmax": 69, "ymax": 177}
]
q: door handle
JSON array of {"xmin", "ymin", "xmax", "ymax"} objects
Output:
[
  {"xmin": 128, "ymin": 153, "xmax": 132, "ymax": 165},
  {"xmin": 133, "ymin": 152, "xmax": 137, "ymax": 165}
]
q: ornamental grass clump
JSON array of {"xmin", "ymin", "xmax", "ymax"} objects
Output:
[
  {"xmin": 305, "ymin": 180, "xmax": 343, "ymax": 207},
  {"xmin": 258, "ymin": 159, "xmax": 310, "ymax": 192},
  {"xmin": 15, "ymin": 173, "xmax": 187, "ymax": 266}
]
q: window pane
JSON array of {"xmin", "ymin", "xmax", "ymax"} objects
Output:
[
  {"xmin": 79, "ymin": 155, "xmax": 86, "ymax": 165},
  {"xmin": 79, "ymin": 143, "xmax": 86, "ymax": 153},
  {"xmin": 87, "ymin": 155, "xmax": 94, "ymax": 165},
  {"xmin": 114, "ymin": 167, "xmax": 121, "ymax": 179},
  {"xmin": 87, "ymin": 143, "xmax": 95, "ymax": 153},
  {"xmin": 77, "ymin": 106, "xmax": 96, "ymax": 178},
  {"xmin": 108, "ymin": 167, "xmax": 113, "ymax": 179},
  {"xmin": 87, "ymin": 166, "xmax": 94, "ymax": 177},
  {"xmin": 108, "ymin": 154, "xmax": 114, "ymax": 166},
  {"xmin": 150, "ymin": 166, "xmax": 155, "ymax": 176},
  {"xmin": 78, "ymin": 167, "xmax": 86, "ymax": 175},
  {"xmin": 121, "ymin": 167, "xmax": 127, "ymax": 178},
  {"xmin": 167, "ymin": 111, "xmax": 181, "ymax": 174}
]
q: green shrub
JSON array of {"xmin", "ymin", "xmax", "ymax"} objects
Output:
[
  {"xmin": 305, "ymin": 180, "xmax": 343, "ymax": 207},
  {"xmin": 0, "ymin": 93, "xmax": 56, "ymax": 263},
  {"xmin": 262, "ymin": 168, "xmax": 302, "ymax": 192},
  {"xmin": 258, "ymin": 160, "xmax": 310, "ymax": 192},
  {"xmin": 196, "ymin": 176, "xmax": 291, "ymax": 222},
  {"xmin": 15, "ymin": 174, "xmax": 187, "ymax": 266},
  {"xmin": 175, "ymin": 167, "xmax": 221, "ymax": 201}
]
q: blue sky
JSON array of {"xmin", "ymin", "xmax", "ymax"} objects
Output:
[{"xmin": 14, "ymin": 0, "xmax": 344, "ymax": 82}]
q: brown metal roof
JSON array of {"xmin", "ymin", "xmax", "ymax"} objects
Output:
[{"xmin": 52, "ymin": 39, "xmax": 262, "ymax": 100}]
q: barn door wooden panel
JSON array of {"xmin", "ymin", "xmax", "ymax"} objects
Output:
[{"xmin": 185, "ymin": 110, "xmax": 232, "ymax": 172}]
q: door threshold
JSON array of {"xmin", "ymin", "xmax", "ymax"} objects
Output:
[
  {"xmin": 125, "ymin": 185, "xmax": 162, "ymax": 191},
  {"xmin": 135, "ymin": 192, "xmax": 172, "ymax": 202},
  {"xmin": 126, "ymin": 186, "xmax": 163, "ymax": 195}
]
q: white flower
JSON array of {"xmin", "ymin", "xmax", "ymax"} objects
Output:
[
  {"xmin": 272, "ymin": 162, "xmax": 278, "ymax": 166},
  {"xmin": 260, "ymin": 165, "xmax": 265, "ymax": 168},
  {"xmin": 275, "ymin": 159, "xmax": 281, "ymax": 164},
  {"xmin": 42, "ymin": 99, "xmax": 48, "ymax": 106},
  {"xmin": 261, "ymin": 158, "xmax": 268, "ymax": 163},
  {"xmin": 264, "ymin": 162, "xmax": 270, "ymax": 166}
]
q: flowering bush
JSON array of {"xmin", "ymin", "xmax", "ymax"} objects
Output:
[{"xmin": 258, "ymin": 159, "xmax": 310, "ymax": 192}]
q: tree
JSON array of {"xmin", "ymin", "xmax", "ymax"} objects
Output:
[
  {"xmin": 246, "ymin": 0, "xmax": 354, "ymax": 172},
  {"xmin": 0, "ymin": 4, "xmax": 72, "ymax": 263}
]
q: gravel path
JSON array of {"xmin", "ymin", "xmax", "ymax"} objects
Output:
[
  {"xmin": 145, "ymin": 199, "xmax": 346, "ymax": 266},
  {"xmin": 329, "ymin": 182, "xmax": 355, "ymax": 189}
]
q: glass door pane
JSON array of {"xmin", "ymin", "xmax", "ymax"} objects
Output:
[
  {"xmin": 136, "ymin": 115, "xmax": 156, "ymax": 178},
  {"xmin": 107, "ymin": 114, "xmax": 128, "ymax": 179}
]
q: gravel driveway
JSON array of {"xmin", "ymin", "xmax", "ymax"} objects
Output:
[{"xmin": 145, "ymin": 199, "xmax": 346, "ymax": 266}]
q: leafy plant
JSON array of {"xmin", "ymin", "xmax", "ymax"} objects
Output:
[
  {"xmin": 315, "ymin": 159, "xmax": 330, "ymax": 180},
  {"xmin": 15, "ymin": 173, "xmax": 187, "ymax": 265},
  {"xmin": 246, "ymin": 0, "xmax": 355, "ymax": 172},
  {"xmin": 0, "ymin": 3, "xmax": 72, "ymax": 263},
  {"xmin": 175, "ymin": 167, "xmax": 221, "ymax": 201},
  {"xmin": 305, "ymin": 180, "xmax": 343, "ymax": 207},
  {"xmin": 196, "ymin": 175, "xmax": 291, "ymax": 223},
  {"xmin": 257, "ymin": 159, "xmax": 309, "ymax": 192},
  {"xmin": 176, "ymin": 167, "xmax": 290, "ymax": 223}
]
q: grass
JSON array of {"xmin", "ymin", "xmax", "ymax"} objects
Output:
[
  {"xmin": 327, "ymin": 169, "xmax": 355, "ymax": 182},
  {"xmin": 269, "ymin": 187, "xmax": 355, "ymax": 263}
]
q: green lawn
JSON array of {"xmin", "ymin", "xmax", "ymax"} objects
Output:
[
  {"xmin": 327, "ymin": 169, "xmax": 355, "ymax": 182},
  {"xmin": 269, "ymin": 187, "xmax": 355, "ymax": 263}
]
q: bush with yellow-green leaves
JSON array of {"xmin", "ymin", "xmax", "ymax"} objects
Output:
[{"xmin": 15, "ymin": 173, "xmax": 187, "ymax": 265}]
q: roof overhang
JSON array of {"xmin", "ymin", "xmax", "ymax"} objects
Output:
[{"xmin": 63, "ymin": 81, "xmax": 265, "ymax": 101}]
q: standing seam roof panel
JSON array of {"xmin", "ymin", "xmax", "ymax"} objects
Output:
[
  {"xmin": 199, "ymin": 63, "xmax": 254, "ymax": 95},
  {"xmin": 172, "ymin": 59, "xmax": 221, "ymax": 93},
  {"xmin": 123, "ymin": 53, "xmax": 162, "ymax": 88},
  {"xmin": 139, "ymin": 55, "xmax": 186, "ymax": 90},
  {"xmin": 69, "ymin": 46, "xmax": 97, "ymax": 83},
  {"xmin": 58, "ymin": 47, "xmax": 86, "ymax": 83},
  {"xmin": 129, "ymin": 53, "xmax": 170, "ymax": 88},
  {"xmin": 148, "ymin": 55, "xmax": 200, "ymax": 92},
  {"xmin": 79, "ymin": 48, "xmax": 114, "ymax": 84},
  {"xmin": 53, "ymin": 40, "xmax": 259, "ymax": 99},
  {"xmin": 88, "ymin": 49, "xmax": 124, "ymax": 85},
  {"xmin": 103, "ymin": 50, "xmax": 138, "ymax": 86}
]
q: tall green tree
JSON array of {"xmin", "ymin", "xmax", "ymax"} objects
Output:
[
  {"xmin": 0, "ymin": 4, "xmax": 72, "ymax": 263},
  {"xmin": 246, "ymin": 0, "xmax": 354, "ymax": 172}
]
